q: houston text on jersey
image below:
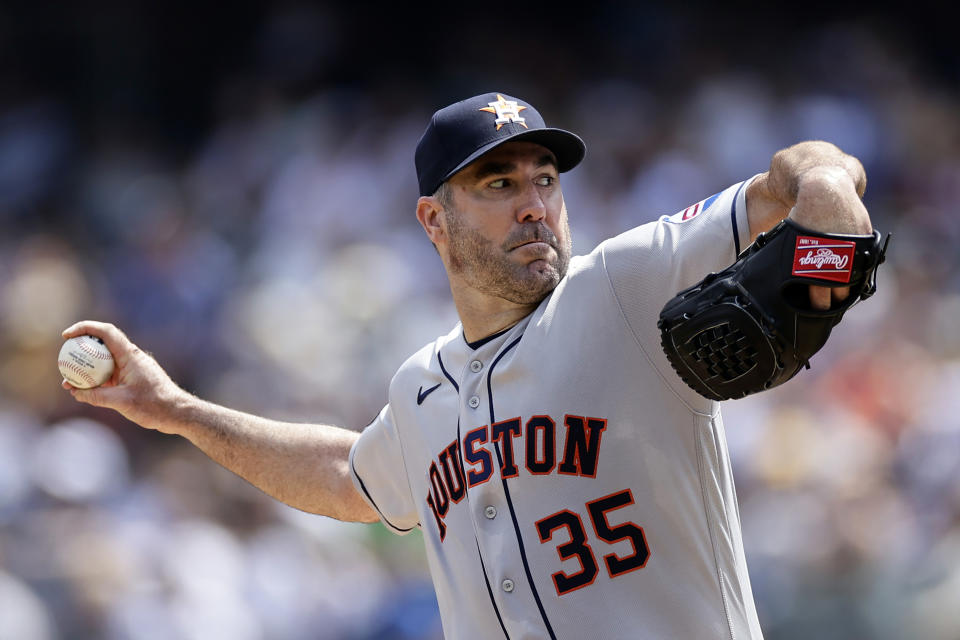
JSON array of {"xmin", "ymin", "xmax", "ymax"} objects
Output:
[{"xmin": 424, "ymin": 414, "xmax": 607, "ymax": 540}]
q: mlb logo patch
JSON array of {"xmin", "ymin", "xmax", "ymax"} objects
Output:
[
  {"xmin": 792, "ymin": 236, "xmax": 856, "ymax": 282},
  {"xmin": 663, "ymin": 192, "xmax": 721, "ymax": 223},
  {"xmin": 679, "ymin": 202, "xmax": 702, "ymax": 221}
]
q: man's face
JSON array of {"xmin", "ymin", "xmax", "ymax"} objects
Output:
[{"xmin": 440, "ymin": 141, "xmax": 572, "ymax": 305}]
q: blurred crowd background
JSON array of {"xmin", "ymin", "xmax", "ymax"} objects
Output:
[{"xmin": 1, "ymin": 3, "xmax": 957, "ymax": 639}]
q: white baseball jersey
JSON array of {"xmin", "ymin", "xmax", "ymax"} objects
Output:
[{"xmin": 350, "ymin": 178, "xmax": 764, "ymax": 640}]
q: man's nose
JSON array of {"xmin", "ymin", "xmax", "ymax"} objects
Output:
[{"xmin": 516, "ymin": 183, "xmax": 547, "ymax": 223}]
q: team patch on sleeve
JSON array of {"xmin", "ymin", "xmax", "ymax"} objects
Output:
[{"xmin": 661, "ymin": 191, "xmax": 721, "ymax": 224}]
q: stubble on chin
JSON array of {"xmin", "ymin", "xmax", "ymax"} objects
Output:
[{"xmin": 445, "ymin": 212, "xmax": 571, "ymax": 305}]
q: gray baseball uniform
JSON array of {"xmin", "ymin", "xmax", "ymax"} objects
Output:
[{"xmin": 350, "ymin": 178, "xmax": 764, "ymax": 639}]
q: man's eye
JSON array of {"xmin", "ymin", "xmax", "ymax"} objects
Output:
[
  {"xmin": 489, "ymin": 178, "xmax": 507, "ymax": 189},
  {"xmin": 536, "ymin": 176, "xmax": 555, "ymax": 186}
]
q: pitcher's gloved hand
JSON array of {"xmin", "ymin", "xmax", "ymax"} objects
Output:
[{"xmin": 658, "ymin": 218, "xmax": 889, "ymax": 401}]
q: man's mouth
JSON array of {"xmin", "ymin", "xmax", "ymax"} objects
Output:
[
  {"xmin": 511, "ymin": 232, "xmax": 554, "ymax": 249},
  {"xmin": 515, "ymin": 240, "xmax": 551, "ymax": 249},
  {"xmin": 507, "ymin": 224, "xmax": 557, "ymax": 252}
]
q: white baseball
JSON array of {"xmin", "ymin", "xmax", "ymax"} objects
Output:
[{"xmin": 59, "ymin": 335, "xmax": 115, "ymax": 389}]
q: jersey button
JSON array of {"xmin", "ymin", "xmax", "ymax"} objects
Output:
[
  {"xmin": 470, "ymin": 360, "xmax": 483, "ymax": 373},
  {"xmin": 501, "ymin": 579, "xmax": 514, "ymax": 593},
  {"xmin": 468, "ymin": 395, "xmax": 480, "ymax": 409},
  {"xmin": 484, "ymin": 505, "xmax": 497, "ymax": 519}
]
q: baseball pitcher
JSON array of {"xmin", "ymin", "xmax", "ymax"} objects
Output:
[{"xmin": 63, "ymin": 92, "xmax": 886, "ymax": 639}]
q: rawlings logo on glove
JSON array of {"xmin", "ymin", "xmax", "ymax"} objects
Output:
[{"xmin": 792, "ymin": 237, "xmax": 856, "ymax": 281}]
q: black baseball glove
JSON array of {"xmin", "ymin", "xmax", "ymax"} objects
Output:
[{"xmin": 657, "ymin": 218, "xmax": 889, "ymax": 401}]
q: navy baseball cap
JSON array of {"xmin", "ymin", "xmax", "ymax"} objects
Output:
[{"xmin": 415, "ymin": 92, "xmax": 586, "ymax": 197}]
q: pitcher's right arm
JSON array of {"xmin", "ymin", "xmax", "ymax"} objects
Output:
[{"xmin": 62, "ymin": 320, "xmax": 378, "ymax": 523}]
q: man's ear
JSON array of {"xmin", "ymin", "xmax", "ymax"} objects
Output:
[{"xmin": 416, "ymin": 196, "xmax": 445, "ymax": 246}]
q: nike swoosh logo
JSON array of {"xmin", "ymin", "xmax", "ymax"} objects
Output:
[{"xmin": 417, "ymin": 383, "xmax": 441, "ymax": 405}]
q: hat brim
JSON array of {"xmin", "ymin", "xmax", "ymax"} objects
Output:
[{"xmin": 437, "ymin": 128, "xmax": 585, "ymax": 193}]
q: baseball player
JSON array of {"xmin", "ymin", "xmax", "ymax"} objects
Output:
[{"xmin": 63, "ymin": 92, "xmax": 882, "ymax": 639}]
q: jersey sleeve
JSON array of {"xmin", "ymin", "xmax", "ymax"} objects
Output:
[
  {"xmin": 599, "ymin": 178, "xmax": 755, "ymax": 405},
  {"xmin": 349, "ymin": 404, "xmax": 419, "ymax": 534}
]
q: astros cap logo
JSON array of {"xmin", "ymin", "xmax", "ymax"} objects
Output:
[{"xmin": 479, "ymin": 94, "xmax": 528, "ymax": 130}]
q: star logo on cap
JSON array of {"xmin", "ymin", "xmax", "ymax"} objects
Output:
[{"xmin": 479, "ymin": 94, "xmax": 528, "ymax": 130}]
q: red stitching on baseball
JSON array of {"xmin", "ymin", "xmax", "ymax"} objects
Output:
[
  {"xmin": 58, "ymin": 359, "xmax": 97, "ymax": 386},
  {"xmin": 75, "ymin": 338, "xmax": 113, "ymax": 360}
]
